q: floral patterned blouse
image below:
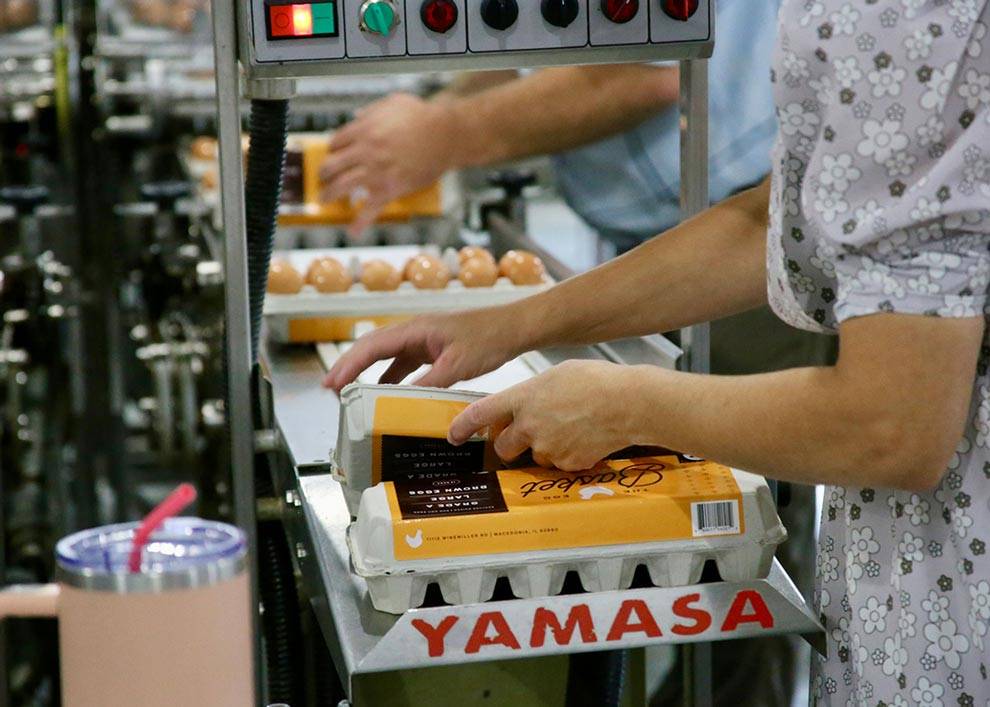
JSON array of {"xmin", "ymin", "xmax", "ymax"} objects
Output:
[{"xmin": 766, "ymin": 0, "xmax": 990, "ymax": 705}]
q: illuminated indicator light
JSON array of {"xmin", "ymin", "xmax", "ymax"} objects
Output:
[
  {"xmin": 420, "ymin": 0, "xmax": 458, "ymax": 33},
  {"xmin": 601, "ymin": 0, "xmax": 638, "ymax": 23},
  {"xmin": 661, "ymin": 0, "xmax": 699, "ymax": 21},
  {"xmin": 269, "ymin": 5, "xmax": 296, "ymax": 36},
  {"xmin": 267, "ymin": 1, "xmax": 337, "ymax": 39},
  {"xmin": 292, "ymin": 4, "xmax": 313, "ymax": 34}
]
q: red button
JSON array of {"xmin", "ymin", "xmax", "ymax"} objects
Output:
[
  {"xmin": 421, "ymin": 0, "xmax": 458, "ymax": 33},
  {"xmin": 601, "ymin": 0, "xmax": 638, "ymax": 23},
  {"xmin": 661, "ymin": 0, "xmax": 698, "ymax": 21},
  {"xmin": 269, "ymin": 5, "xmax": 295, "ymax": 36}
]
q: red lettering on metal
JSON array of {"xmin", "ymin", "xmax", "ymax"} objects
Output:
[
  {"xmin": 606, "ymin": 599, "xmax": 662, "ymax": 641},
  {"xmin": 464, "ymin": 611, "xmax": 522, "ymax": 654},
  {"xmin": 530, "ymin": 604, "xmax": 598, "ymax": 648},
  {"xmin": 720, "ymin": 590, "xmax": 774, "ymax": 632},
  {"xmin": 671, "ymin": 593, "xmax": 712, "ymax": 636},
  {"xmin": 411, "ymin": 616, "xmax": 459, "ymax": 657}
]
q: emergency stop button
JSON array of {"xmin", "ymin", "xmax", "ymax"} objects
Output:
[
  {"xmin": 601, "ymin": 0, "xmax": 638, "ymax": 23},
  {"xmin": 661, "ymin": 0, "xmax": 699, "ymax": 21},
  {"xmin": 360, "ymin": 0, "xmax": 400, "ymax": 36}
]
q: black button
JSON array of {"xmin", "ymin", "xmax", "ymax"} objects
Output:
[
  {"xmin": 480, "ymin": 0, "xmax": 518, "ymax": 30},
  {"xmin": 541, "ymin": 0, "xmax": 579, "ymax": 27}
]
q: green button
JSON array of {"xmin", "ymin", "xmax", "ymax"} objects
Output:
[
  {"xmin": 363, "ymin": 2, "xmax": 396, "ymax": 35},
  {"xmin": 312, "ymin": 2, "xmax": 334, "ymax": 18},
  {"xmin": 313, "ymin": 15, "xmax": 336, "ymax": 33}
]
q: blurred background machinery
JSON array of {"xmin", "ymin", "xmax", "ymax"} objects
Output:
[{"xmin": 1, "ymin": 1, "xmax": 606, "ymax": 705}]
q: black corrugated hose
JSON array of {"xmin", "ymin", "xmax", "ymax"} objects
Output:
[
  {"xmin": 258, "ymin": 520, "xmax": 304, "ymax": 706},
  {"xmin": 566, "ymin": 649, "xmax": 628, "ymax": 707},
  {"xmin": 244, "ymin": 99, "xmax": 304, "ymax": 705},
  {"xmin": 245, "ymin": 98, "xmax": 289, "ymax": 363}
]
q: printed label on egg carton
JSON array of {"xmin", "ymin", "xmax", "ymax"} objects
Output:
[
  {"xmin": 348, "ymin": 457, "xmax": 788, "ymax": 614},
  {"xmin": 333, "ymin": 383, "xmax": 501, "ymax": 515},
  {"xmin": 264, "ymin": 246, "xmax": 550, "ymax": 343}
]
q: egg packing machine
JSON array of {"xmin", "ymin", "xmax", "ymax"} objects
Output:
[{"xmin": 208, "ymin": 1, "xmax": 824, "ymax": 705}]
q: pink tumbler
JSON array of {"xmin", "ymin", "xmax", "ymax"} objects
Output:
[{"xmin": 0, "ymin": 518, "xmax": 255, "ymax": 707}]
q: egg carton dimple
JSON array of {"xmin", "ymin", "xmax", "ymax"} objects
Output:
[{"xmin": 354, "ymin": 546, "xmax": 780, "ymax": 615}]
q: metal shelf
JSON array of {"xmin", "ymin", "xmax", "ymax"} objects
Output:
[{"xmin": 262, "ymin": 344, "xmax": 824, "ymax": 698}]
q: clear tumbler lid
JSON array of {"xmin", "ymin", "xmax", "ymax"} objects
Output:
[{"xmin": 56, "ymin": 517, "xmax": 246, "ymax": 593}]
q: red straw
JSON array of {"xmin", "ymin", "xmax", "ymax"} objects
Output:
[{"xmin": 127, "ymin": 483, "xmax": 198, "ymax": 573}]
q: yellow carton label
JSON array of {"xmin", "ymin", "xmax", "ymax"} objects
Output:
[
  {"xmin": 371, "ymin": 396, "xmax": 500, "ymax": 485},
  {"xmin": 386, "ymin": 456, "xmax": 745, "ymax": 560}
]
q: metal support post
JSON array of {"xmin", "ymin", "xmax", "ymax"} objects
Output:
[
  {"xmin": 679, "ymin": 58, "xmax": 712, "ymax": 707},
  {"xmin": 210, "ymin": 1, "xmax": 260, "ymax": 703},
  {"xmin": 679, "ymin": 58, "xmax": 710, "ymax": 376}
]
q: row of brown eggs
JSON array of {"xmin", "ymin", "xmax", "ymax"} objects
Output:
[{"xmin": 267, "ymin": 248, "xmax": 545, "ymax": 295}]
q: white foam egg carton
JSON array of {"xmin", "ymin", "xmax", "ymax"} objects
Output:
[
  {"xmin": 263, "ymin": 246, "xmax": 550, "ymax": 343},
  {"xmin": 333, "ymin": 384, "xmax": 499, "ymax": 515},
  {"xmin": 347, "ymin": 464, "xmax": 787, "ymax": 614}
]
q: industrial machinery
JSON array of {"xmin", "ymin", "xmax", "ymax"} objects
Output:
[{"xmin": 205, "ymin": 1, "xmax": 825, "ymax": 706}]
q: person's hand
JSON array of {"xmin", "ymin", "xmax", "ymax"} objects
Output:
[
  {"xmin": 448, "ymin": 360, "xmax": 642, "ymax": 470},
  {"xmin": 323, "ymin": 308, "xmax": 525, "ymax": 393},
  {"xmin": 319, "ymin": 93, "xmax": 458, "ymax": 238}
]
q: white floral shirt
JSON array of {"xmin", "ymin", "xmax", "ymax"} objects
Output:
[{"xmin": 766, "ymin": 1, "xmax": 990, "ymax": 705}]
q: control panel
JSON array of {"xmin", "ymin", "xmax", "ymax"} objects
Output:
[{"xmin": 244, "ymin": 0, "xmax": 711, "ymax": 76}]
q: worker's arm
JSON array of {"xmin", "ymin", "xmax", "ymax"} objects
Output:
[
  {"xmin": 449, "ymin": 313, "xmax": 982, "ymax": 493},
  {"xmin": 324, "ymin": 179, "xmax": 769, "ymax": 391},
  {"xmin": 320, "ymin": 63, "xmax": 679, "ymax": 235},
  {"xmin": 440, "ymin": 69, "xmax": 521, "ymax": 96}
]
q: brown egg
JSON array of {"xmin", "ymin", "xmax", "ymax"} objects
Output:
[
  {"xmin": 360, "ymin": 260, "xmax": 402, "ymax": 292},
  {"xmin": 306, "ymin": 257, "xmax": 351, "ymax": 294},
  {"xmin": 267, "ymin": 259, "xmax": 304, "ymax": 295},
  {"xmin": 458, "ymin": 246, "xmax": 495, "ymax": 266},
  {"xmin": 458, "ymin": 256, "xmax": 499, "ymax": 288},
  {"xmin": 169, "ymin": 3, "xmax": 197, "ymax": 32},
  {"xmin": 141, "ymin": 0, "xmax": 169, "ymax": 26},
  {"xmin": 7, "ymin": 0, "xmax": 39, "ymax": 27},
  {"xmin": 498, "ymin": 250, "xmax": 546, "ymax": 286},
  {"xmin": 405, "ymin": 254, "xmax": 450, "ymax": 290},
  {"xmin": 189, "ymin": 136, "xmax": 217, "ymax": 160}
]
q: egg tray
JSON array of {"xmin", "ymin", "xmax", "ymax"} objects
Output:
[
  {"xmin": 347, "ymin": 467, "xmax": 786, "ymax": 615},
  {"xmin": 263, "ymin": 246, "xmax": 550, "ymax": 343}
]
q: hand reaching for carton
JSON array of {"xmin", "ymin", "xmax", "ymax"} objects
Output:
[
  {"xmin": 323, "ymin": 310, "xmax": 523, "ymax": 392},
  {"xmin": 319, "ymin": 93, "xmax": 456, "ymax": 238}
]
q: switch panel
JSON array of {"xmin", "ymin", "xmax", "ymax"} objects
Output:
[
  {"xmin": 246, "ymin": 0, "xmax": 711, "ymax": 74},
  {"xmin": 590, "ymin": 0, "xmax": 647, "ymax": 46},
  {"xmin": 651, "ymin": 0, "xmax": 708, "ymax": 45},
  {"xmin": 467, "ymin": 0, "xmax": 587, "ymax": 53},
  {"xmin": 344, "ymin": 0, "xmax": 407, "ymax": 57},
  {"xmin": 406, "ymin": 0, "xmax": 467, "ymax": 55}
]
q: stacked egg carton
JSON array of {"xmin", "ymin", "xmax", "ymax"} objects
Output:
[
  {"xmin": 335, "ymin": 383, "xmax": 788, "ymax": 615},
  {"xmin": 348, "ymin": 469, "xmax": 786, "ymax": 614},
  {"xmin": 263, "ymin": 245, "xmax": 551, "ymax": 343}
]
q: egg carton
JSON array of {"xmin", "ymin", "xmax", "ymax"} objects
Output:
[
  {"xmin": 263, "ymin": 246, "xmax": 549, "ymax": 343},
  {"xmin": 348, "ymin": 463, "xmax": 786, "ymax": 614},
  {"xmin": 333, "ymin": 383, "xmax": 501, "ymax": 515}
]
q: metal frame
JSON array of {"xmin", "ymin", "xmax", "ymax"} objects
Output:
[
  {"xmin": 210, "ymin": 2, "xmax": 261, "ymax": 703},
  {"xmin": 261, "ymin": 344, "xmax": 825, "ymax": 702}
]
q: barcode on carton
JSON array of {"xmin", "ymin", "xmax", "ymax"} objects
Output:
[{"xmin": 691, "ymin": 500, "xmax": 740, "ymax": 537}]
